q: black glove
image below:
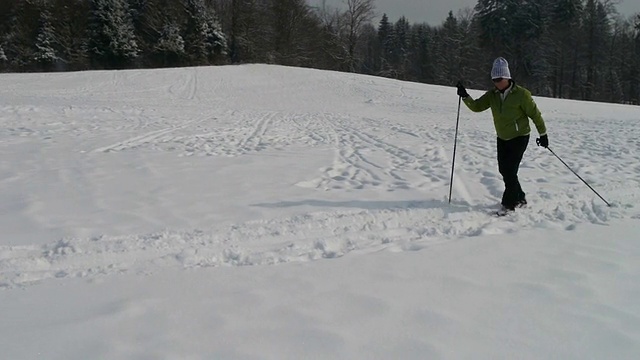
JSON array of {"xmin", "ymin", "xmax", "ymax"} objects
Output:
[
  {"xmin": 456, "ymin": 81, "xmax": 469, "ymax": 98},
  {"xmin": 536, "ymin": 134, "xmax": 549, "ymax": 148}
]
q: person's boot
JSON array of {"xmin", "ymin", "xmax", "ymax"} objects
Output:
[{"xmin": 496, "ymin": 204, "xmax": 515, "ymax": 216}]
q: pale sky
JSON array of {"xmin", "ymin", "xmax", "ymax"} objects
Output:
[{"xmin": 312, "ymin": 0, "xmax": 640, "ymax": 26}]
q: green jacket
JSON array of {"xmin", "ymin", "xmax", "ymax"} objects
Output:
[{"xmin": 462, "ymin": 83, "xmax": 547, "ymax": 140}]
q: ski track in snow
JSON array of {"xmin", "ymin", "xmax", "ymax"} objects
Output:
[
  {"xmin": 1, "ymin": 65, "xmax": 639, "ymax": 288},
  {"xmin": 0, "ymin": 199, "xmax": 625, "ymax": 288}
]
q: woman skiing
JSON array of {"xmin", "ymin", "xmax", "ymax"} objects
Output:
[{"xmin": 456, "ymin": 57, "xmax": 549, "ymax": 215}]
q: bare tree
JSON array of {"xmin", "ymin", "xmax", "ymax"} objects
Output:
[
  {"xmin": 344, "ymin": 0, "xmax": 375, "ymax": 72},
  {"xmin": 272, "ymin": 0, "xmax": 311, "ymax": 65},
  {"xmin": 313, "ymin": 1, "xmax": 345, "ymax": 69}
]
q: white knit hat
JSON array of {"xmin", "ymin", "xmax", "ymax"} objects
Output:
[{"xmin": 491, "ymin": 57, "xmax": 511, "ymax": 79}]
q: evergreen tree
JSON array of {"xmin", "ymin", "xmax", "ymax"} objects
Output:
[
  {"xmin": 128, "ymin": 0, "xmax": 159, "ymax": 66},
  {"xmin": 228, "ymin": 0, "xmax": 271, "ymax": 63},
  {"xmin": 34, "ymin": 4, "xmax": 58, "ymax": 70},
  {"xmin": 605, "ymin": 17, "xmax": 628, "ymax": 103},
  {"xmin": 50, "ymin": 0, "xmax": 89, "ymax": 71},
  {"xmin": 0, "ymin": 2, "xmax": 14, "ymax": 68},
  {"xmin": 583, "ymin": 0, "xmax": 611, "ymax": 101},
  {"xmin": 548, "ymin": 0, "xmax": 583, "ymax": 98},
  {"xmin": 475, "ymin": 0, "xmax": 509, "ymax": 55},
  {"xmin": 0, "ymin": 45, "xmax": 7, "ymax": 63},
  {"xmin": 410, "ymin": 23, "xmax": 434, "ymax": 83},
  {"xmin": 632, "ymin": 15, "xmax": 640, "ymax": 104},
  {"xmin": 377, "ymin": 13, "xmax": 394, "ymax": 76},
  {"xmin": 456, "ymin": 9, "xmax": 483, "ymax": 88},
  {"xmin": 3, "ymin": 0, "xmax": 39, "ymax": 70},
  {"xmin": 377, "ymin": 14, "xmax": 392, "ymax": 48},
  {"xmin": 183, "ymin": 0, "xmax": 227, "ymax": 65},
  {"xmin": 392, "ymin": 16, "xmax": 411, "ymax": 79},
  {"xmin": 88, "ymin": 0, "xmax": 140, "ymax": 69},
  {"xmin": 615, "ymin": 19, "xmax": 634, "ymax": 103},
  {"xmin": 475, "ymin": 0, "xmax": 545, "ymax": 83},
  {"xmin": 435, "ymin": 11, "xmax": 463, "ymax": 84},
  {"xmin": 0, "ymin": 0, "xmax": 636, "ymax": 105},
  {"xmin": 155, "ymin": 22, "xmax": 186, "ymax": 66},
  {"xmin": 358, "ymin": 23, "xmax": 378, "ymax": 74}
]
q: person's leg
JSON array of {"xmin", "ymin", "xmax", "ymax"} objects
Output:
[
  {"xmin": 498, "ymin": 136, "xmax": 529, "ymax": 209},
  {"xmin": 497, "ymin": 137, "xmax": 515, "ymax": 208},
  {"xmin": 513, "ymin": 135, "xmax": 529, "ymax": 205}
]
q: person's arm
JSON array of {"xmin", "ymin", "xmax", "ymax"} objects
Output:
[
  {"xmin": 522, "ymin": 90, "xmax": 549, "ymax": 148},
  {"xmin": 462, "ymin": 91, "xmax": 491, "ymax": 113},
  {"xmin": 522, "ymin": 90, "xmax": 546, "ymax": 135}
]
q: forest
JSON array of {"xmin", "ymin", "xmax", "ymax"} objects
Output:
[{"xmin": 1, "ymin": 0, "xmax": 639, "ymax": 104}]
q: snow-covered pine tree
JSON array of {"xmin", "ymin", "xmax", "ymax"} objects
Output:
[
  {"xmin": 88, "ymin": 0, "xmax": 140, "ymax": 69},
  {"xmin": 0, "ymin": 43, "xmax": 7, "ymax": 72},
  {"xmin": 155, "ymin": 22, "xmax": 186, "ymax": 67},
  {"xmin": 204, "ymin": 12, "xmax": 227, "ymax": 59},
  {"xmin": 183, "ymin": 0, "xmax": 227, "ymax": 65},
  {"xmin": 392, "ymin": 17, "xmax": 410, "ymax": 79},
  {"xmin": 50, "ymin": 0, "xmax": 90, "ymax": 71},
  {"xmin": 433, "ymin": 12, "xmax": 461, "ymax": 85},
  {"xmin": 0, "ymin": 2, "xmax": 7, "ymax": 66},
  {"xmin": 157, "ymin": 23, "xmax": 185, "ymax": 54},
  {"xmin": 377, "ymin": 14, "xmax": 394, "ymax": 77},
  {"xmin": 583, "ymin": 0, "xmax": 612, "ymax": 102},
  {"xmin": 475, "ymin": 0, "xmax": 546, "ymax": 85},
  {"xmin": 548, "ymin": 0, "xmax": 584, "ymax": 98},
  {"xmin": 34, "ymin": 5, "xmax": 58, "ymax": 70},
  {"xmin": 128, "ymin": 0, "xmax": 153, "ymax": 52},
  {"xmin": 2, "ymin": 0, "xmax": 35, "ymax": 70}
]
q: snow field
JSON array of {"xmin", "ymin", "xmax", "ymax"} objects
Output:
[{"xmin": 1, "ymin": 65, "xmax": 639, "ymax": 359}]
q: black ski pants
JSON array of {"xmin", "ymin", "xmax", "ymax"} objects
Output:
[{"xmin": 497, "ymin": 135, "xmax": 529, "ymax": 209}]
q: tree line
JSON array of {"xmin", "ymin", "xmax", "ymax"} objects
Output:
[{"xmin": 1, "ymin": 0, "xmax": 639, "ymax": 104}]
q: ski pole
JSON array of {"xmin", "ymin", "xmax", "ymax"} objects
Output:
[
  {"xmin": 538, "ymin": 141, "xmax": 611, "ymax": 207},
  {"xmin": 448, "ymin": 96, "xmax": 462, "ymax": 204}
]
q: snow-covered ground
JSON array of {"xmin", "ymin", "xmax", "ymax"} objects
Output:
[{"xmin": 1, "ymin": 65, "xmax": 639, "ymax": 359}]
